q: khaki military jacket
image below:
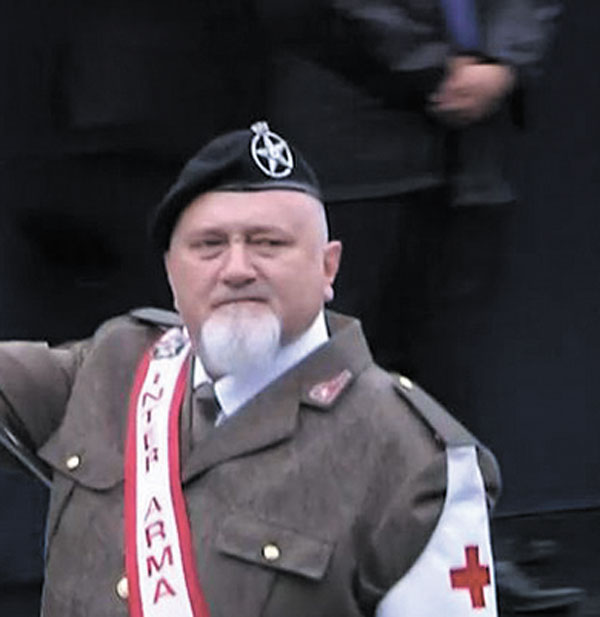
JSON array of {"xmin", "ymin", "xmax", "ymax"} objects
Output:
[{"xmin": 0, "ymin": 311, "xmax": 499, "ymax": 617}]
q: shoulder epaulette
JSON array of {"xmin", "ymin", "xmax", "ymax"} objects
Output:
[
  {"xmin": 129, "ymin": 307, "xmax": 183, "ymax": 328},
  {"xmin": 390, "ymin": 372, "xmax": 477, "ymax": 448}
]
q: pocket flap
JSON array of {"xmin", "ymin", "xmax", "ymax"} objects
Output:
[
  {"xmin": 216, "ymin": 512, "xmax": 333, "ymax": 581},
  {"xmin": 38, "ymin": 429, "xmax": 123, "ymax": 490}
]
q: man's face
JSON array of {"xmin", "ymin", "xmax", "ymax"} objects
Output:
[{"xmin": 164, "ymin": 189, "xmax": 341, "ymax": 352}]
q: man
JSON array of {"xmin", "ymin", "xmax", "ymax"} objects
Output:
[{"xmin": 0, "ymin": 122, "xmax": 500, "ymax": 616}]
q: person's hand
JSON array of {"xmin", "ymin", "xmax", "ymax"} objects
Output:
[{"xmin": 429, "ymin": 56, "xmax": 517, "ymax": 126}]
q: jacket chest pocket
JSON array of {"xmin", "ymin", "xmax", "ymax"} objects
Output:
[{"xmin": 216, "ymin": 512, "xmax": 334, "ymax": 581}]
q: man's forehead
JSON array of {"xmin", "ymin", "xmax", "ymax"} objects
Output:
[
  {"xmin": 180, "ymin": 189, "xmax": 322, "ymax": 221},
  {"xmin": 170, "ymin": 189, "xmax": 325, "ymax": 244}
]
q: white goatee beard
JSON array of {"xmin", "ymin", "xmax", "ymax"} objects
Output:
[{"xmin": 198, "ymin": 304, "xmax": 281, "ymax": 378}]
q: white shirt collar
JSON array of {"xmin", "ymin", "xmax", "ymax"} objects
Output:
[{"xmin": 193, "ymin": 311, "xmax": 329, "ymax": 420}]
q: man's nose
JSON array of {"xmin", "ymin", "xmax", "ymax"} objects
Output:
[{"xmin": 220, "ymin": 242, "xmax": 257, "ymax": 286}]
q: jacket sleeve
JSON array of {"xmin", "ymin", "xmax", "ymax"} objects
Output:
[
  {"xmin": 353, "ymin": 374, "xmax": 501, "ymax": 614},
  {"xmin": 355, "ymin": 447, "xmax": 448, "ymax": 614},
  {"xmin": 355, "ymin": 441, "xmax": 500, "ymax": 613},
  {"xmin": 0, "ymin": 339, "xmax": 87, "ymax": 468},
  {"xmin": 478, "ymin": 0, "xmax": 562, "ymax": 78}
]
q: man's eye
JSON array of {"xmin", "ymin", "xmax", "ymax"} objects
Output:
[
  {"xmin": 187, "ymin": 238, "xmax": 226, "ymax": 257},
  {"xmin": 251, "ymin": 237, "xmax": 285, "ymax": 247},
  {"xmin": 190, "ymin": 238, "xmax": 224, "ymax": 249}
]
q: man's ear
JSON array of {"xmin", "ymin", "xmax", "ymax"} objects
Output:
[
  {"xmin": 163, "ymin": 251, "xmax": 180, "ymax": 311},
  {"xmin": 323, "ymin": 240, "xmax": 342, "ymax": 302}
]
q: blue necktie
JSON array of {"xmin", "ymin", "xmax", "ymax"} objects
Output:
[{"xmin": 440, "ymin": 0, "xmax": 481, "ymax": 51}]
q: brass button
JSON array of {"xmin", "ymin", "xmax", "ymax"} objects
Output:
[
  {"xmin": 261, "ymin": 543, "xmax": 281, "ymax": 562},
  {"xmin": 116, "ymin": 575, "xmax": 129, "ymax": 600},
  {"xmin": 65, "ymin": 454, "xmax": 81, "ymax": 471},
  {"xmin": 398, "ymin": 375, "xmax": 413, "ymax": 391}
]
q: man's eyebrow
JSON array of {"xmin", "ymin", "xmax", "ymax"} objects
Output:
[
  {"xmin": 181, "ymin": 227, "xmax": 227, "ymax": 238},
  {"xmin": 245, "ymin": 225, "xmax": 290, "ymax": 235}
]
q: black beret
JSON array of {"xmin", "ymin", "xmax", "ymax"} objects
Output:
[{"xmin": 150, "ymin": 121, "xmax": 322, "ymax": 251}]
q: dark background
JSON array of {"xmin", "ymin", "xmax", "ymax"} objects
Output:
[
  {"xmin": 0, "ymin": 0, "xmax": 598, "ymax": 596},
  {"xmin": 471, "ymin": 0, "xmax": 600, "ymax": 514}
]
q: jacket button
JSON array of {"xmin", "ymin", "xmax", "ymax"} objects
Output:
[
  {"xmin": 261, "ymin": 543, "xmax": 281, "ymax": 562},
  {"xmin": 116, "ymin": 575, "xmax": 129, "ymax": 600},
  {"xmin": 65, "ymin": 454, "xmax": 81, "ymax": 471},
  {"xmin": 398, "ymin": 375, "xmax": 413, "ymax": 390}
]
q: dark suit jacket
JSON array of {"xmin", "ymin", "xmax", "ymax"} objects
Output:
[
  {"xmin": 261, "ymin": 0, "xmax": 561, "ymax": 205},
  {"xmin": 0, "ymin": 311, "xmax": 499, "ymax": 616}
]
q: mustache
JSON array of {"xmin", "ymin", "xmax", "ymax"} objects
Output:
[{"xmin": 210, "ymin": 288, "xmax": 271, "ymax": 308}]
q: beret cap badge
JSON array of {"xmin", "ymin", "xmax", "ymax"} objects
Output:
[{"xmin": 250, "ymin": 121, "xmax": 294, "ymax": 179}]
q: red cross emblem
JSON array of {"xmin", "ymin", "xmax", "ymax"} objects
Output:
[{"xmin": 450, "ymin": 546, "xmax": 491, "ymax": 609}]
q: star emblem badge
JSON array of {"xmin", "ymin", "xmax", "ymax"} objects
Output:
[{"xmin": 250, "ymin": 121, "xmax": 294, "ymax": 178}]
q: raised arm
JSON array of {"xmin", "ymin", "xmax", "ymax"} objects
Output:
[{"xmin": 0, "ymin": 340, "xmax": 86, "ymax": 474}]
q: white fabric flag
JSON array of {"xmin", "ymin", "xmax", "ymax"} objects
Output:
[{"xmin": 377, "ymin": 445, "xmax": 497, "ymax": 616}]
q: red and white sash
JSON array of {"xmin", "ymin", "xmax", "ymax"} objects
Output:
[{"xmin": 125, "ymin": 327, "xmax": 210, "ymax": 617}]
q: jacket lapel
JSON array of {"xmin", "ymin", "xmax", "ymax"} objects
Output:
[{"xmin": 182, "ymin": 371, "xmax": 301, "ymax": 482}]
